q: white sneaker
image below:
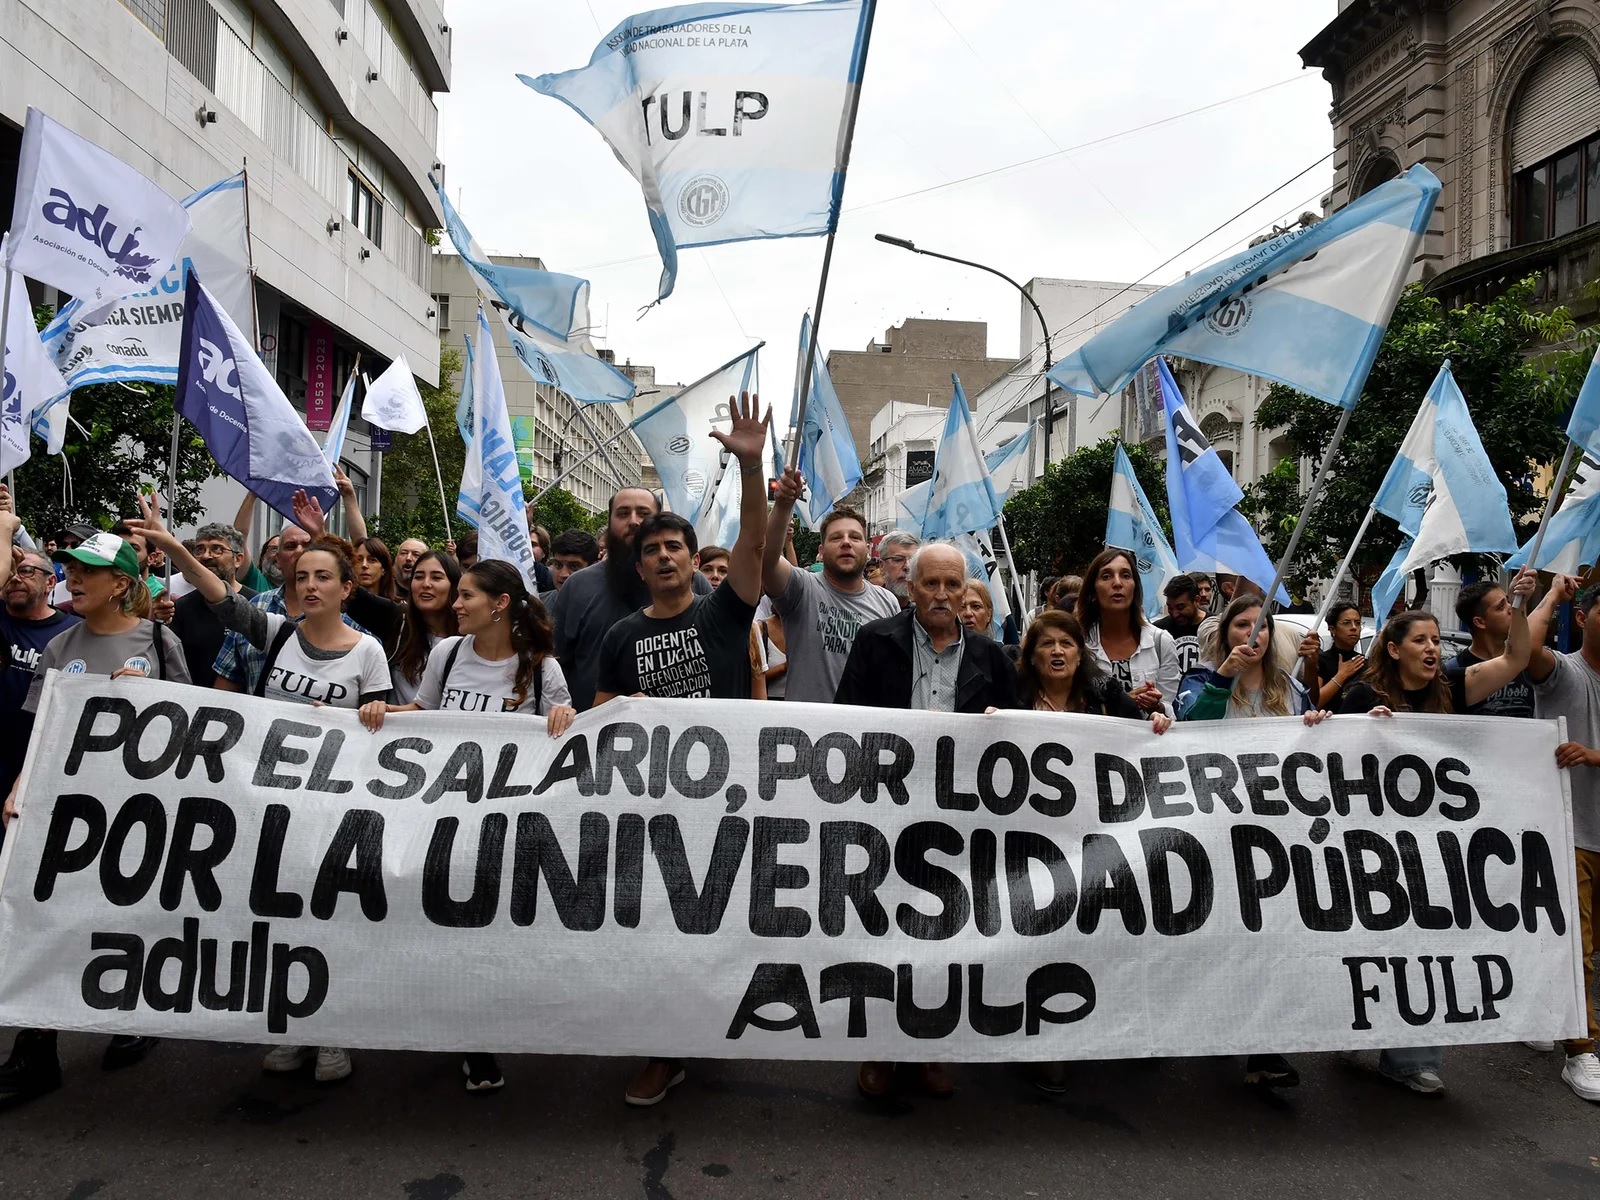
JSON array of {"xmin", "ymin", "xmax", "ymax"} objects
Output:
[
  {"xmin": 314, "ymin": 1047, "xmax": 352, "ymax": 1083},
  {"xmin": 262, "ymin": 1045, "xmax": 311, "ymax": 1073},
  {"xmin": 1523, "ymin": 1041, "xmax": 1557, "ymax": 1052},
  {"xmin": 1383, "ymin": 1067, "xmax": 1445, "ymax": 1095},
  {"xmin": 1563, "ymin": 1052, "xmax": 1600, "ymax": 1102}
]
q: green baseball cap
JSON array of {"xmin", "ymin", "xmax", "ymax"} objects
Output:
[{"xmin": 54, "ymin": 532, "xmax": 141, "ymax": 578}]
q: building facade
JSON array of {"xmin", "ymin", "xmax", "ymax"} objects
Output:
[
  {"xmin": 2, "ymin": 0, "xmax": 449, "ymax": 535},
  {"xmin": 1301, "ymin": 0, "xmax": 1600, "ymax": 320},
  {"xmin": 431, "ymin": 252, "xmax": 645, "ymax": 517}
]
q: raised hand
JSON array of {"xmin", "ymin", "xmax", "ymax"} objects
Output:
[
  {"xmin": 333, "ymin": 465, "xmax": 355, "ymax": 499},
  {"xmin": 709, "ymin": 392, "xmax": 770, "ymax": 469},
  {"xmin": 127, "ymin": 491, "xmax": 177, "ymax": 550},
  {"xmin": 292, "ymin": 489, "xmax": 327, "ymax": 538}
]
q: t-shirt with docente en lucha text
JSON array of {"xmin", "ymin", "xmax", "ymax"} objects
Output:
[{"xmin": 595, "ymin": 584, "xmax": 757, "ymax": 700}]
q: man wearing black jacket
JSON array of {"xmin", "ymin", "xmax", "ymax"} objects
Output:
[{"xmin": 834, "ymin": 541, "xmax": 1018, "ymax": 1102}]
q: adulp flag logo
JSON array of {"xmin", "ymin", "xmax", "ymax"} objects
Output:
[{"xmin": 4, "ymin": 108, "xmax": 191, "ymax": 305}]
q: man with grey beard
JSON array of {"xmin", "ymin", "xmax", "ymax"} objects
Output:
[
  {"xmin": 170, "ymin": 522, "xmax": 256, "ymax": 688},
  {"xmin": 877, "ymin": 529, "xmax": 920, "ymax": 610}
]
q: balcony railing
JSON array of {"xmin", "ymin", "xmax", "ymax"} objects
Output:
[{"xmin": 1426, "ymin": 224, "xmax": 1600, "ymax": 321}]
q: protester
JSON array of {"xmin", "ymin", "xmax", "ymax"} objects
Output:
[
  {"xmin": 1153, "ymin": 573, "xmax": 1203, "ymax": 674},
  {"xmin": 1333, "ymin": 574, "xmax": 1535, "ymax": 1097},
  {"xmin": 1448, "ymin": 580, "xmax": 1536, "ymax": 718},
  {"xmin": 1049, "ymin": 574, "xmax": 1082, "ymax": 614},
  {"xmin": 835, "ymin": 541, "xmax": 1018, "ymax": 1101},
  {"xmin": 1523, "ymin": 575, "xmax": 1600, "ymax": 1104},
  {"xmin": 550, "ymin": 487, "xmax": 710, "ymax": 712},
  {"xmin": 394, "ymin": 537, "xmax": 429, "ymax": 595},
  {"xmin": 1019, "ymin": 610, "xmax": 1168, "ymax": 726},
  {"xmin": 387, "ymin": 550, "xmax": 461, "ymax": 704},
  {"xmin": 529, "ymin": 523, "xmax": 551, "ymax": 562},
  {"xmin": 864, "ymin": 558, "xmax": 884, "ymax": 588},
  {"xmin": 457, "ymin": 530, "xmax": 480, "ymax": 569},
  {"xmin": 353, "ymin": 537, "xmax": 399, "ymax": 602},
  {"xmin": 0, "ymin": 528, "xmax": 187, "ymax": 1102},
  {"xmin": 548, "ymin": 529, "xmax": 599, "ymax": 591},
  {"xmin": 591, "ymin": 392, "xmax": 770, "ymax": 1106},
  {"xmin": 1193, "ymin": 574, "xmax": 1214, "ymax": 611},
  {"xmin": 1316, "ymin": 601, "xmax": 1365, "ymax": 710},
  {"xmin": 1077, "ymin": 549, "xmax": 1179, "ymax": 716},
  {"xmin": 755, "ymin": 606, "xmax": 788, "ymax": 699},
  {"xmin": 959, "ymin": 578, "xmax": 994, "ymax": 635},
  {"xmin": 761, "ymin": 471, "xmax": 897, "ymax": 704},
  {"xmin": 0, "ymin": 530, "xmax": 80, "ymax": 801},
  {"xmin": 1025, "ymin": 575, "xmax": 1060, "ymax": 628},
  {"xmin": 168, "ymin": 522, "xmax": 256, "ymax": 688},
  {"xmin": 877, "ymin": 530, "xmax": 919, "ymax": 608},
  {"xmin": 696, "ymin": 545, "xmax": 731, "ymax": 587},
  {"xmin": 108, "ymin": 517, "xmax": 167, "ymax": 619}
]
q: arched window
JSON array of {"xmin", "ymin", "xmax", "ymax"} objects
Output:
[
  {"xmin": 1510, "ymin": 43, "xmax": 1600, "ymax": 245},
  {"xmin": 1356, "ymin": 155, "xmax": 1401, "ymax": 198}
]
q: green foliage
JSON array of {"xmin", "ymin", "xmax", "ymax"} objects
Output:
[
  {"xmin": 15, "ymin": 308, "xmax": 218, "ymax": 537},
  {"xmin": 372, "ymin": 345, "xmax": 464, "ymax": 546},
  {"xmin": 792, "ymin": 520, "xmax": 820, "ymax": 567},
  {"xmin": 527, "ymin": 487, "xmax": 604, "ymax": 537},
  {"xmin": 1003, "ymin": 435, "xmax": 1169, "ymax": 576},
  {"xmin": 1249, "ymin": 279, "xmax": 1586, "ymax": 591}
]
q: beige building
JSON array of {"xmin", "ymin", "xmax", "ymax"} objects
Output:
[
  {"xmin": 430, "ymin": 252, "xmax": 644, "ymax": 515},
  {"xmin": 1301, "ymin": 0, "xmax": 1600, "ymax": 318}
]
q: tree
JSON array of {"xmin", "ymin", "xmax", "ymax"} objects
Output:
[
  {"xmin": 1003, "ymin": 435, "xmax": 1169, "ymax": 577},
  {"xmin": 371, "ymin": 345, "xmax": 464, "ymax": 547},
  {"xmin": 1247, "ymin": 279, "xmax": 1588, "ymax": 593},
  {"xmin": 15, "ymin": 310, "xmax": 218, "ymax": 537},
  {"xmin": 527, "ymin": 487, "xmax": 603, "ymax": 537}
]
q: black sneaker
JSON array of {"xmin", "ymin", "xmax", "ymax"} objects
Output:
[
  {"xmin": 1245, "ymin": 1053, "xmax": 1300, "ymax": 1088},
  {"xmin": 101, "ymin": 1035, "xmax": 159, "ymax": 1071},
  {"xmin": 463, "ymin": 1053, "xmax": 504, "ymax": 1093},
  {"xmin": 0, "ymin": 1029, "xmax": 63, "ymax": 1104}
]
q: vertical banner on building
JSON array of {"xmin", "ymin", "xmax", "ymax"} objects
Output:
[{"xmin": 305, "ymin": 321, "xmax": 335, "ymax": 431}]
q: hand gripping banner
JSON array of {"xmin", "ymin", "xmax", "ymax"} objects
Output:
[{"xmin": 0, "ymin": 676, "xmax": 1583, "ymax": 1059}]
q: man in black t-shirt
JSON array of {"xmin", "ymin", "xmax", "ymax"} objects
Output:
[
  {"xmin": 1446, "ymin": 580, "xmax": 1536, "ymax": 717},
  {"xmin": 1154, "ymin": 574, "xmax": 1202, "ymax": 674},
  {"xmin": 593, "ymin": 391, "xmax": 771, "ymax": 1109},
  {"xmin": 170, "ymin": 523, "xmax": 255, "ymax": 688}
]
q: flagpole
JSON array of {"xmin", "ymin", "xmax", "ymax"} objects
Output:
[
  {"xmin": 423, "ymin": 411, "xmax": 454, "ymax": 544},
  {"xmin": 1514, "ymin": 439, "xmax": 1579, "ymax": 609},
  {"xmin": 992, "ymin": 514, "xmax": 1029, "ymax": 627},
  {"xmin": 786, "ymin": 0, "xmax": 879, "ymax": 467},
  {"xmin": 1312, "ymin": 503, "xmax": 1377, "ymax": 627},
  {"xmin": 530, "ymin": 424, "xmax": 641, "ymax": 509},
  {"xmin": 1243, "ymin": 403, "xmax": 1355, "ymax": 648}
]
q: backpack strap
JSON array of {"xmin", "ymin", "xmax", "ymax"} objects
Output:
[
  {"xmin": 253, "ymin": 622, "xmax": 298, "ymax": 698},
  {"xmin": 533, "ymin": 654, "xmax": 545, "ymax": 714},
  {"xmin": 442, "ymin": 637, "xmax": 464, "ymax": 686}
]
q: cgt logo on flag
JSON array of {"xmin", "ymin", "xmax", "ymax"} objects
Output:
[
  {"xmin": 679, "ymin": 175, "xmax": 730, "ymax": 227},
  {"xmin": 41, "ymin": 188, "xmax": 160, "ymax": 283},
  {"xmin": 1204, "ymin": 296, "xmax": 1252, "ymax": 339}
]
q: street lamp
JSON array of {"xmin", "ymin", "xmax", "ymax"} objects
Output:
[{"xmin": 873, "ymin": 233, "xmax": 1059, "ymax": 472}]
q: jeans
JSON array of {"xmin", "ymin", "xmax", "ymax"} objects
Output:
[{"xmin": 1380, "ymin": 1045, "xmax": 1444, "ymax": 1077}]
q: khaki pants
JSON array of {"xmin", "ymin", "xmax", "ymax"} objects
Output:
[{"xmin": 1564, "ymin": 848, "xmax": 1600, "ymax": 1057}]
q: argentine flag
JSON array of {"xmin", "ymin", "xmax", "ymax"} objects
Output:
[
  {"xmin": 1107, "ymin": 443, "xmax": 1182, "ymax": 621},
  {"xmin": 522, "ymin": 0, "xmax": 874, "ymax": 302},
  {"xmin": 457, "ymin": 307, "xmax": 539, "ymax": 589},
  {"xmin": 896, "ymin": 434, "xmax": 1028, "ymax": 533},
  {"xmin": 1563, "ymin": 348, "xmax": 1600, "ymax": 460},
  {"xmin": 321, "ymin": 372, "xmax": 358, "ymax": 467},
  {"xmin": 793, "ymin": 313, "xmax": 862, "ymax": 529},
  {"xmin": 175, "ymin": 272, "xmax": 335, "ymax": 524},
  {"xmin": 920, "ymin": 375, "xmax": 1004, "ymax": 540},
  {"xmin": 1370, "ymin": 362, "xmax": 1517, "ymax": 619},
  {"xmin": 1049, "ymin": 166, "xmax": 1441, "ymax": 411},
  {"xmin": 1158, "ymin": 357, "xmax": 1286, "ymax": 602}
]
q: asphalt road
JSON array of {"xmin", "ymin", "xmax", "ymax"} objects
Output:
[{"xmin": 2, "ymin": 1035, "xmax": 1597, "ymax": 1199}]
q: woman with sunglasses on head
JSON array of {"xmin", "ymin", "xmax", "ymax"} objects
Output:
[
  {"xmin": 359, "ymin": 558, "xmax": 576, "ymax": 1093},
  {"xmin": 388, "ymin": 550, "xmax": 461, "ymax": 704},
  {"xmin": 1077, "ymin": 550, "xmax": 1179, "ymax": 717}
]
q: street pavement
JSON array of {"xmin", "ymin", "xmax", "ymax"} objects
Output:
[{"xmin": 2, "ymin": 1035, "xmax": 1597, "ymax": 1198}]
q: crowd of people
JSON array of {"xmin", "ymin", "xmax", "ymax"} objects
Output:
[{"xmin": 1, "ymin": 393, "xmax": 1598, "ymax": 1113}]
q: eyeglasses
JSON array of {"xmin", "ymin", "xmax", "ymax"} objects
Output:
[
  {"xmin": 13, "ymin": 565, "xmax": 53, "ymax": 580},
  {"xmin": 882, "ymin": 554, "xmax": 910, "ymax": 565}
]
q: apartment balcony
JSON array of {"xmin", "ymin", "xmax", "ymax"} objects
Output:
[{"xmin": 1425, "ymin": 224, "xmax": 1600, "ymax": 324}]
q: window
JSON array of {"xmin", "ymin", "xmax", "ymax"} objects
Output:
[
  {"xmin": 432, "ymin": 293, "xmax": 451, "ymax": 331},
  {"xmin": 1514, "ymin": 137, "xmax": 1600, "ymax": 245},
  {"xmin": 347, "ymin": 171, "xmax": 383, "ymax": 246}
]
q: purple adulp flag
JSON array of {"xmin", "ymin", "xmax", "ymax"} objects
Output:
[{"xmin": 175, "ymin": 272, "xmax": 335, "ymax": 523}]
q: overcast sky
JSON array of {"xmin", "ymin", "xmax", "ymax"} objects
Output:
[{"xmin": 437, "ymin": 1, "xmax": 1339, "ymax": 403}]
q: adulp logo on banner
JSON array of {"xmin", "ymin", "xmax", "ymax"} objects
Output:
[{"xmin": 0, "ymin": 677, "xmax": 1583, "ymax": 1058}]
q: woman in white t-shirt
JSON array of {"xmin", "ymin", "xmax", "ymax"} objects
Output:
[
  {"xmin": 133, "ymin": 507, "xmax": 386, "ymax": 1085},
  {"xmin": 388, "ymin": 550, "xmax": 460, "ymax": 705},
  {"xmin": 359, "ymin": 558, "xmax": 575, "ymax": 1094}
]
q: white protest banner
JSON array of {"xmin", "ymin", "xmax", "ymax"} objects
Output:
[{"xmin": 0, "ymin": 676, "xmax": 1583, "ymax": 1059}]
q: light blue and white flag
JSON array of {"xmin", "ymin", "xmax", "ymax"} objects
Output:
[
  {"xmin": 456, "ymin": 333, "xmax": 476, "ymax": 445},
  {"xmin": 1107, "ymin": 442, "xmax": 1182, "ymax": 621},
  {"xmin": 895, "ymin": 434, "xmax": 1031, "ymax": 533},
  {"xmin": 1369, "ymin": 362, "xmax": 1516, "ymax": 620},
  {"xmin": 1158, "ymin": 357, "xmax": 1287, "ymax": 601},
  {"xmin": 951, "ymin": 530, "xmax": 1010, "ymax": 640},
  {"xmin": 631, "ymin": 344, "xmax": 761, "ymax": 525},
  {"xmin": 433, "ymin": 179, "xmax": 635, "ymax": 405},
  {"xmin": 793, "ymin": 313, "xmax": 861, "ymax": 529},
  {"xmin": 175, "ymin": 272, "xmax": 334, "ymax": 524},
  {"xmin": 322, "ymin": 373, "xmax": 358, "ymax": 467},
  {"xmin": 1049, "ymin": 166, "xmax": 1441, "ymax": 411},
  {"xmin": 1509, "ymin": 451, "xmax": 1600, "ymax": 575},
  {"xmin": 522, "ymin": 0, "xmax": 874, "ymax": 302},
  {"xmin": 457, "ymin": 307, "xmax": 538, "ymax": 589},
  {"xmin": 39, "ymin": 170, "xmax": 251, "ymax": 401},
  {"xmin": 1, "ymin": 246, "xmax": 66, "ymax": 474},
  {"xmin": 1560, "ymin": 347, "xmax": 1600, "ymax": 460},
  {"xmin": 920, "ymin": 375, "xmax": 1004, "ymax": 540},
  {"xmin": 30, "ymin": 391, "xmax": 69, "ymax": 456},
  {"xmin": 6, "ymin": 107, "xmax": 192, "ymax": 306}
]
